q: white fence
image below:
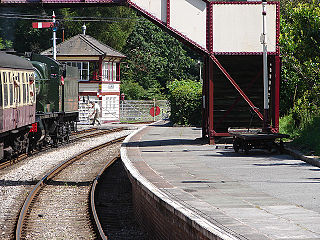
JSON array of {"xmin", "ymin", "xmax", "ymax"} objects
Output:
[
  {"xmin": 120, "ymin": 100, "xmax": 170, "ymax": 122},
  {"xmin": 78, "ymin": 100, "xmax": 170, "ymax": 124}
]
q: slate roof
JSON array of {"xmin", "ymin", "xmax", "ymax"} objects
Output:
[{"xmin": 41, "ymin": 34, "xmax": 126, "ymax": 58}]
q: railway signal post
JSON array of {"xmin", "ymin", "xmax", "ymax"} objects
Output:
[{"xmin": 32, "ymin": 11, "xmax": 57, "ymax": 60}]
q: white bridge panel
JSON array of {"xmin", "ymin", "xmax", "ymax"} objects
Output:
[
  {"xmin": 130, "ymin": 0, "xmax": 167, "ymax": 22},
  {"xmin": 170, "ymin": 0, "xmax": 207, "ymax": 49},
  {"xmin": 212, "ymin": 4, "xmax": 277, "ymax": 53}
]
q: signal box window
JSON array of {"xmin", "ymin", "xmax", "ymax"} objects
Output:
[{"xmin": 66, "ymin": 62, "xmax": 89, "ymax": 81}]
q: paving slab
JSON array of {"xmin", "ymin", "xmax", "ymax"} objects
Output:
[{"xmin": 121, "ymin": 121, "xmax": 320, "ymax": 240}]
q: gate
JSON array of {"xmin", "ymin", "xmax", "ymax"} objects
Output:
[
  {"xmin": 120, "ymin": 100, "xmax": 170, "ymax": 122},
  {"xmin": 78, "ymin": 100, "xmax": 170, "ymax": 124}
]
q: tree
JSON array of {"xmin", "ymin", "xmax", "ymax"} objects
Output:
[
  {"xmin": 0, "ymin": 7, "xmax": 136, "ymax": 54},
  {"xmin": 280, "ymin": 1, "xmax": 320, "ymax": 119},
  {"xmin": 0, "ymin": 37, "xmax": 12, "ymax": 50},
  {"xmin": 61, "ymin": 7, "xmax": 137, "ymax": 51},
  {"xmin": 121, "ymin": 19, "xmax": 200, "ymax": 100}
]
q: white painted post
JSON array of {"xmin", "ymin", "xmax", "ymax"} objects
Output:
[
  {"xmin": 153, "ymin": 98, "xmax": 156, "ymax": 122},
  {"xmin": 52, "ymin": 11, "xmax": 57, "ymax": 60},
  {"xmin": 261, "ymin": 0, "xmax": 269, "ymax": 131}
]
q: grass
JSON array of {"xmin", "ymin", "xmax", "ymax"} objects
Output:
[{"xmin": 280, "ymin": 115, "xmax": 320, "ymax": 156}]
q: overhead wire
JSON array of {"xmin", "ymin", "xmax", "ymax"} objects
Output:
[{"xmin": 0, "ymin": 12, "xmax": 144, "ymax": 22}]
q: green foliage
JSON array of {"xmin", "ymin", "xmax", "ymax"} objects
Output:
[
  {"xmin": 167, "ymin": 80, "xmax": 202, "ymax": 126},
  {"xmin": 279, "ymin": 114, "xmax": 300, "ymax": 138},
  {"xmin": 291, "ymin": 85, "xmax": 320, "ymax": 128},
  {"xmin": 279, "ymin": 1, "xmax": 320, "ymax": 155},
  {"xmin": 120, "ymin": 80, "xmax": 148, "ymax": 100},
  {"xmin": 280, "ymin": 115, "xmax": 320, "ymax": 155},
  {"xmin": 0, "ymin": 7, "xmax": 136, "ymax": 54},
  {"xmin": 280, "ymin": 1, "xmax": 320, "ymax": 114},
  {"xmin": 61, "ymin": 7, "xmax": 136, "ymax": 51},
  {"xmin": 0, "ymin": 38, "xmax": 13, "ymax": 50},
  {"xmin": 121, "ymin": 20, "xmax": 200, "ymax": 100},
  {"xmin": 0, "ymin": 7, "xmax": 57, "ymax": 53}
]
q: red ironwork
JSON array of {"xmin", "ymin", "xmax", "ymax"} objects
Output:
[
  {"xmin": 211, "ymin": 130, "xmax": 230, "ymax": 137},
  {"xmin": 206, "ymin": 2, "xmax": 213, "ymax": 54},
  {"xmin": 208, "ymin": 56, "xmax": 214, "ymax": 144},
  {"xmin": 98, "ymin": 56, "xmax": 103, "ymax": 82},
  {"xmin": 202, "ymin": 56, "xmax": 208, "ymax": 139}
]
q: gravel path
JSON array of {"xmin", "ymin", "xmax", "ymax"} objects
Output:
[{"xmin": 0, "ymin": 129, "xmax": 133, "ymax": 240}]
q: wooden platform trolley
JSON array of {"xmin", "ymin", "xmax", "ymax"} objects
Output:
[{"xmin": 229, "ymin": 131, "xmax": 289, "ymax": 154}]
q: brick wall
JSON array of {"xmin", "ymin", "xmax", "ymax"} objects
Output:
[{"xmin": 129, "ymin": 175, "xmax": 223, "ymax": 240}]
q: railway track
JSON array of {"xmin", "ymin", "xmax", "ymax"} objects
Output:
[
  {"xmin": 0, "ymin": 127, "xmax": 124, "ymax": 171},
  {"xmin": 0, "ymin": 127, "xmax": 134, "ymax": 239},
  {"xmin": 16, "ymin": 136, "xmax": 126, "ymax": 239}
]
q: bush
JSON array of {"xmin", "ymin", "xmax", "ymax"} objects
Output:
[
  {"xmin": 120, "ymin": 80, "xmax": 148, "ymax": 100},
  {"xmin": 280, "ymin": 114, "xmax": 320, "ymax": 155},
  {"xmin": 167, "ymin": 80, "xmax": 202, "ymax": 126}
]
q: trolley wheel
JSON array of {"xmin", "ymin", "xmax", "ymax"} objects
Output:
[
  {"xmin": 244, "ymin": 141, "xmax": 250, "ymax": 155},
  {"xmin": 233, "ymin": 139, "xmax": 240, "ymax": 153},
  {"xmin": 279, "ymin": 140, "xmax": 284, "ymax": 154}
]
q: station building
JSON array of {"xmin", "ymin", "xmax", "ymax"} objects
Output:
[{"xmin": 41, "ymin": 33, "xmax": 126, "ymax": 123}]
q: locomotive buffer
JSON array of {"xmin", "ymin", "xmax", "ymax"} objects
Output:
[{"xmin": 229, "ymin": 0, "xmax": 289, "ymax": 154}]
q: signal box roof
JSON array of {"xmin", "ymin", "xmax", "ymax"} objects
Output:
[{"xmin": 41, "ymin": 34, "xmax": 126, "ymax": 60}]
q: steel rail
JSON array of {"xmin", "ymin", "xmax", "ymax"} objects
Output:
[
  {"xmin": 90, "ymin": 156, "xmax": 120, "ymax": 240},
  {"xmin": 15, "ymin": 135, "xmax": 126, "ymax": 240},
  {"xmin": 71, "ymin": 127, "xmax": 98, "ymax": 135},
  {"xmin": 71, "ymin": 127, "xmax": 124, "ymax": 142},
  {"xmin": 0, "ymin": 127, "xmax": 123, "ymax": 171},
  {"xmin": 0, "ymin": 154, "xmax": 27, "ymax": 170}
]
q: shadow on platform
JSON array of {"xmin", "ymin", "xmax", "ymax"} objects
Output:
[{"xmin": 123, "ymin": 138, "xmax": 206, "ymax": 148}]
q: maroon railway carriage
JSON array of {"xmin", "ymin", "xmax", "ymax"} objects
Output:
[{"xmin": 0, "ymin": 52, "xmax": 36, "ymax": 159}]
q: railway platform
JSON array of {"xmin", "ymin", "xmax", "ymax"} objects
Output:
[{"xmin": 121, "ymin": 121, "xmax": 320, "ymax": 240}]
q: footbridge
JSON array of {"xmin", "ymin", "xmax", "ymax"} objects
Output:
[{"xmin": 1, "ymin": 0, "xmax": 280, "ymax": 144}]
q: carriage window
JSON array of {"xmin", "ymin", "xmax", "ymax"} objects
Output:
[
  {"xmin": 21, "ymin": 73, "xmax": 26, "ymax": 104},
  {"xmin": 29, "ymin": 74, "xmax": 35, "ymax": 104},
  {"xmin": 9, "ymin": 72, "xmax": 14, "ymax": 106},
  {"xmin": 3, "ymin": 72, "xmax": 8, "ymax": 107},
  {"xmin": 27, "ymin": 81, "xmax": 30, "ymax": 104},
  {"xmin": 23, "ymin": 84, "xmax": 27, "ymax": 104},
  {"xmin": 26, "ymin": 73, "xmax": 29, "ymax": 104},
  {"xmin": 9, "ymin": 83, "xmax": 13, "ymax": 106},
  {"xmin": 16, "ymin": 74, "xmax": 21, "ymax": 105}
]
